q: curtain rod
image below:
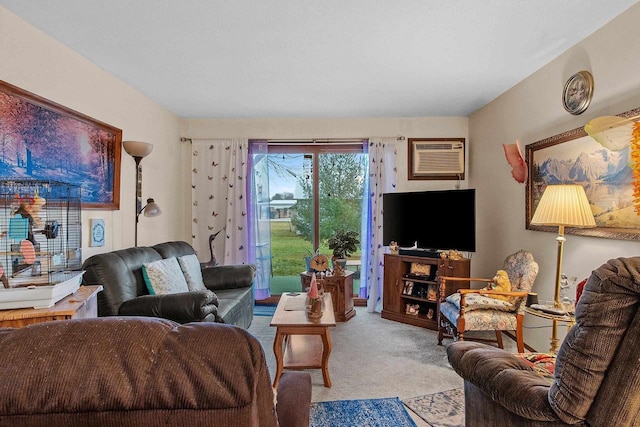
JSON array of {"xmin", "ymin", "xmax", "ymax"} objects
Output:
[
  {"xmin": 179, "ymin": 136, "xmax": 405, "ymax": 143},
  {"xmin": 267, "ymin": 138, "xmax": 365, "ymax": 145}
]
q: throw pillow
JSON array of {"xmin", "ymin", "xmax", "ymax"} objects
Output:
[
  {"xmin": 142, "ymin": 257, "xmax": 189, "ymax": 295},
  {"xmin": 177, "ymin": 254, "xmax": 207, "ymax": 292},
  {"xmin": 445, "ymin": 292, "xmax": 516, "ymax": 312},
  {"xmin": 514, "ymin": 352, "xmax": 556, "ymax": 384}
]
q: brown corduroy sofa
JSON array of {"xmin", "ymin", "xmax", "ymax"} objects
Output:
[
  {"xmin": 447, "ymin": 256, "xmax": 640, "ymax": 426},
  {"xmin": 0, "ymin": 317, "xmax": 311, "ymax": 427}
]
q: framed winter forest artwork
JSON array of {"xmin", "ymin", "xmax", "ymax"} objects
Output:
[
  {"xmin": 526, "ymin": 106, "xmax": 640, "ymax": 241},
  {"xmin": 0, "ymin": 80, "xmax": 121, "ymax": 210}
]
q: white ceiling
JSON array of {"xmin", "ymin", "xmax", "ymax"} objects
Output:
[{"xmin": 2, "ymin": 1, "xmax": 638, "ymax": 119}]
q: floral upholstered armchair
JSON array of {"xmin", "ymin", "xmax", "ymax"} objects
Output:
[{"xmin": 437, "ymin": 250, "xmax": 539, "ymax": 353}]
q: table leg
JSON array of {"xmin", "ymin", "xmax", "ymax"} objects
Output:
[
  {"xmin": 549, "ymin": 318, "xmax": 559, "ymax": 353},
  {"xmin": 320, "ymin": 328, "xmax": 332, "ymax": 387},
  {"xmin": 273, "ymin": 329, "xmax": 285, "ymax": 388}
]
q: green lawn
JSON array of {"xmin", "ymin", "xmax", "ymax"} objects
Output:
[
  {"xmin": 269, "ymin": 221, "xmax": 361, "ymax": 295},
  {"xmin": 270, "ymin": 221, "xmax": 361, "ymax": 276}
]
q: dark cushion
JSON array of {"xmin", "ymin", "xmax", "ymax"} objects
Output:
[
  {"xmin": 0, "ymin": 318, "xmax": 283, "ymax": 426},
  {"xmin": 216, "ymin": 287, "xmax": 254, "ymax": 329},
  {"xmin": 550, "ymin": 256, "xmax": 640, "ymax": 425},
  {"xmin": 82, "ymin": 247, "xmax": 161, "ymax": 316}
]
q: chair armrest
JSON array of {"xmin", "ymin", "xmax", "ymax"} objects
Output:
[
  {"xmin": 459, "ymin": 289, "xmax": 528, "ymax": 298},
  {"xmin": 438, "ymin": 276, "xmax": 493, "ymax": 301},
  {"xmin": 458, "ymin": 289, "xmax": 528, "ymax": 311},
  {"xmin": 118, "ymin": 290, "xmax": 220, "ymax": 323},
  {"xmin": 447, "ymin": 341, "xmax": 559, "ymax": 421},
  {"xmin": 202, "ymin": 264, "xmax": 256, "ymax": 291},
  {"xmin": 440, "ymin": 276, "xmax": 494, "ymax": 283},
  {"xmin": 276, "ymin": 371, "xmax": 312, "ymax": 427}
]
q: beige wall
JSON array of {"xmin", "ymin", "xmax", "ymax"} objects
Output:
[
  {"xmin": 0, "ymin": 6, "xmax": 188, "ymax": 256},
  {"xmin": 181, "ymin": 117, "xmax": 469, "ymax": 194},
  {"xmin": 469, "ymin": 2, "xmax": 640, "ymax": 351}
]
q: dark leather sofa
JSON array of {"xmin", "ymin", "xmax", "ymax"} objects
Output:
[
  {"xmin": 0, "ymin": 317, "xmax": 312, "ymax": 426},
  {"xmin": 82, "ymin": 241, "xmax": 255, "ymax": 329}
]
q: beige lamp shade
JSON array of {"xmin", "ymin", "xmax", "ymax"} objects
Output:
[
  {"xmin": 531, "ymin": 184, "xmax": 596, "ymax": 228},
  {"xmin": 123, "ymin": 140, "xmax": 153, "ymax": 158}
]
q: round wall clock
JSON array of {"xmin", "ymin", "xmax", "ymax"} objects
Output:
[
  {"xmin": 562, "ymin": 70, "xmax": 594, "ymax": 115},
  {"xmin": 310, "ymin": 254, "xmax": 329, "ymax": 272}
]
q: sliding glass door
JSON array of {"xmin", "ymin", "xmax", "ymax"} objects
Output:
[{"xmin": 258, "ymin": 143, "xmax": 366, "ymax": 296}]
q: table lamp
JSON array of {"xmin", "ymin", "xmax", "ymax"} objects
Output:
[{"xmin": 530, "ymin": 184, "xmax": 595, "ymax": 309}]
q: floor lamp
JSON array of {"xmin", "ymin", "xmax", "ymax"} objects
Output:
[
  {"xmin": 123, "ymin": 141, "xmax": 162, "ymax": 246},
  {"xmin": 530, "ymin": 184, "xmax": 595, "ymax": 309}
]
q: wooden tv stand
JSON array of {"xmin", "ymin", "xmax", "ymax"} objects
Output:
[{"xmin": 382, "ymin": 254, "xmax": 470, "ymax": 330}]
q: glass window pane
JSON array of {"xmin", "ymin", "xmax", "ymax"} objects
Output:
[
  {"xmin": 262, "ymin": 147, "xmax": 365, "ymax": 296},
  {"xmin": 268, "ymin": 152, "xmax": 314, "ymax": 295}
]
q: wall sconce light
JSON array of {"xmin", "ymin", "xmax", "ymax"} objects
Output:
[{"xmin": 123, "ymin": 140, "xmax": 161, "ymax": 246}]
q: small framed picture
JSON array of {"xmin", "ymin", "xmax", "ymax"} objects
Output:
[
  {"xmin": 90, "ymin": 219, "xmax": 105, "ymax": 247},
  {"xmin": 427, "ymin": 285, "xmax": 437, "ymax": 301},
  {"xmin": 403, "ymin": 282, "xmax": 414, "ymax": 295},
  {"xmin": 410, "ymin": 263, "xmax": 431, "ymax": 277}
]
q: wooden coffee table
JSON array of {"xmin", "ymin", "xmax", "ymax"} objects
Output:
[{"xmin": 270, "ymin": 292, "xmax": 336, "ymax": 388}]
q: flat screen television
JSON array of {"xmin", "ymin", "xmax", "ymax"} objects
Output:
[{"xmin": 382, "ymin": 189, "xmax": 476, "ymax": 252}]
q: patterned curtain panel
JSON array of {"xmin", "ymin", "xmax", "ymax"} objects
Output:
[
  {"xmin": 362, "ymin": 138, "xmax": 397, "ymax": 313},
  {"xmin": 190, "ymin": 139, "xmax": 249, "ymax": 266}
]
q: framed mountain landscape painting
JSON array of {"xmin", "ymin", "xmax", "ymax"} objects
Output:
[
  {"xmin": 526, "ymin": 106, "xmax": 640, "ymax": 241},
  {"xmin": 0, "ymin": 80, "xmax": 121, "ymax": 210}
]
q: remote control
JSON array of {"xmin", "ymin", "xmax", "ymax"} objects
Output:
[{"xmin": 529, "ymin": 304, "xmax": 566, "ymax": 316}]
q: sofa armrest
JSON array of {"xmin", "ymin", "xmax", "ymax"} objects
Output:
[
  {"xmin": 276, "ymin": 371, "xmax": 312, "ymax": 427},
  {"xmin": 447, "ymin": 341, "xmax": 560, "ymax": 422},
  {"xmin": 118, "ymin": 290, "xmax": 221, "ymax": 323},
  {"xmin": 202, "ymin": 264, "xmax": 256, "ymax": 291}
]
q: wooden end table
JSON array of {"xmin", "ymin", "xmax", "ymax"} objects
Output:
[
  {"xmin": 0, "ymin": 285, "xmax": 102, "ymax": 328},
  {"xmin": 300, "ymin": 271, "xmax": 355, "ymax": 322},
  {"xmin": 270, "ymin": 292, "xmax": 336, "ymax": 388}
]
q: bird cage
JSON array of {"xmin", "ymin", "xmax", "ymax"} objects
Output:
[{"xmin": 0, "ymin": 179, "xmax": 82, "ymax": 292}]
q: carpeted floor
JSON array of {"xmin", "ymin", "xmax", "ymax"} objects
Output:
[
  {"xmin": 248, "ymin": 305, "xmax": 515, "ymax": 427},
  {"xmin": 310, "ymin": 397, "xmax": 417, "ymax": 427},
  {"xmin": 403, "ymin": 388, "xmax": 464, "ymax": 427}
]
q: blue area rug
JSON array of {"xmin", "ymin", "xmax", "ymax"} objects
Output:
[
  {"xmin": 310, "ymin": 397, "xmax": 417, "ymax": 427},
  {"xmin": 253, "ymin": 304, "xmax": 276, "ymax": 316}
]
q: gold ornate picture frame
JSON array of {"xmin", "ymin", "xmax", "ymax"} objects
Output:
[{"xmin": 526, "ymin": 106, "xmax": 640, "ymax": 241}]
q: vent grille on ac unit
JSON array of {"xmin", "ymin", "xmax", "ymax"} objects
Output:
[{"xmin": 410, "ymin": 139, "xmax": 465, "ymax": 179}]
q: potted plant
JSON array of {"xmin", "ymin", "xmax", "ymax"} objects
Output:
[{"xmin": 328, "ymin": 230, "xmax": 360, "ymax": 275}]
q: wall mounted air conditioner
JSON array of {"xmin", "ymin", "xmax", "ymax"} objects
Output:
[{"xmin": 408, "ymin": 138, "xmax": 465, "ymax": 180}]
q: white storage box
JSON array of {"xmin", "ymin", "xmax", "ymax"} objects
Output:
[{"xmin": 0, "ymin": 271, "xmax": 84, "ymax": 310}]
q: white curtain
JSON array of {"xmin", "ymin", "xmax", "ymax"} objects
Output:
[
  {"xmin": 190, "ymin": 139, "xmax": 249, "ymax": 265},
  {"xmin": 247, "ymin": 140, "xmax": 272, "ymax": 300},
  {"xmin": 363, "ymin": 138, "xmax": 397, "ymax": 313}
]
